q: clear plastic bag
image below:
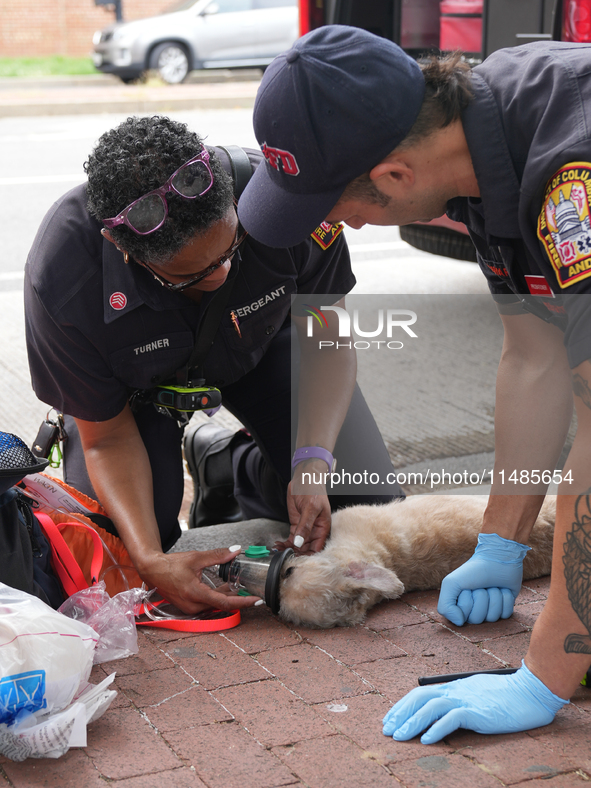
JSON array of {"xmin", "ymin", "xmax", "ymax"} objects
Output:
[
  {"xmin": 59, "ymin": 581, "xmax": 147, "ymax": 664},
  {"xmin": 0, "ymin": 582, "xmax": 116, "ymax": 761}
]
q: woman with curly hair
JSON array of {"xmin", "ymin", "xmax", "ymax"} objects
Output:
[{"xmin": 24, "ymin": 114, "xmax": 401, "ymax": 614}]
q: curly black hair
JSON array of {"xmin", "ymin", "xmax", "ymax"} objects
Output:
[{"xmin": 84, "ymin": 115, "xmax": 234, "ymax": 265}]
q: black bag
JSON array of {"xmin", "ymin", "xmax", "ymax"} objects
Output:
[{"xmin": 0, "ymin": 431, "xmax": 64, "ymax": 609}]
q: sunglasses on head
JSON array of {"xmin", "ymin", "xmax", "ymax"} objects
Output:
[{"xmin": 102, "ymin": 148, "xmax": 214, "ymax": 236}]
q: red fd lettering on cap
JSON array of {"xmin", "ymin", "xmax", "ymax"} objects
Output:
[{"xmin": 261, "ymin": 143, "xmax": 300, "ymax": 176}]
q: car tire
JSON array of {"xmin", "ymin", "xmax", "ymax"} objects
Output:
[
  {"xmin": 149, "ymin": 42, "xmax": 190, "ymax": 84},
  {"xmin": 399, "ymin": 224, "xmax": 478, "ymax": 263}
]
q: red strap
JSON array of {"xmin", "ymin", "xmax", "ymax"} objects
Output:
[
  {"xmin": 36, "ymin": 513, "xmax": 105, "ymax": 595},
  {"xmin": 136, "ymin": 608, "xmax": 241, "ymax": 632},
  {"xmin": 36, "ymin": 512, "xmax": 241, "ymax": 631}
]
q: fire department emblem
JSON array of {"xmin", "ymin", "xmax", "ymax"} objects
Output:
[
  {"xmin": 311, "ymin": 221, "xmax": 344, "ymax": 249},
  {"xmin": 537, "ymin": 162, "xmax": 591, "ymax": 288}
]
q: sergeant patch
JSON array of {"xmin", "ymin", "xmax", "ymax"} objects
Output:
[
  {"xmin": 537, "ymin": 162, "xmax": 591, "ymax": 288},
  {"xmin": 311, "ymin": 221, "xmax": 344, "ymax": 250},
  {"xmin": 109, "ymin": 292, "xmax": 127, "ymax": 310}
]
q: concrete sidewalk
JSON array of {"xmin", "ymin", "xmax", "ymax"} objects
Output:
[{"xmin": 0, "ymin": 71, "xmax": 261, "ymax": 117}]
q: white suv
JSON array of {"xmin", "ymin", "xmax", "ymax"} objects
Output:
[{"xmin": 92, "ymin": 0, "xmax": 298, "ymax": 84}]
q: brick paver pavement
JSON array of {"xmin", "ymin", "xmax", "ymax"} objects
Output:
[{"xmin": 3, "ymin": 573, "xmax": 591, "ymax": 787}]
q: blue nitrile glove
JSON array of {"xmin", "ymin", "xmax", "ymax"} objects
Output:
[
  {"xmin": 437, "ymin": 533, "xmax": 531, "ymax": 626},
  {"xmin": 383, "ymin": 662, "xmax": 568, "ymax": 744}
]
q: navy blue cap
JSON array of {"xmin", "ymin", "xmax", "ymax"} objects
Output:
[{"xmin": 238, "ymin": 25, "xmax": 425, "ymax": 248}]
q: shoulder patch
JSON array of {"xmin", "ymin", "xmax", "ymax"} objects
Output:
[
  {"xmin": 537, "ymin": 162, "xmax": 591, "ymax": 288},
  {"xmin": 311, "ymin": 221, "xmax": 344, "ymax": 250}
]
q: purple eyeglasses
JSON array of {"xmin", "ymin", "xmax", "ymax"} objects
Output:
[{"xmin": 102, "ymin": 148, "xmax": 214, "ymax": 236}]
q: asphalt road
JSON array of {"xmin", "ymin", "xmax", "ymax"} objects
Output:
[
  {"xmin": 0, "ymin": 103, "xmax": 499, "ymax": 492},
  {"xmin": 0, "ymin": 108, "xmax": 261, "ymax": 277}
]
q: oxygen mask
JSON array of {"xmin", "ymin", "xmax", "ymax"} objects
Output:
[{"xmin": 218, "ymin": 545, "xmax": 294, "ymax": 614}]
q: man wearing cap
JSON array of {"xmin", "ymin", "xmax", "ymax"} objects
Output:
[
  {"xmin": 237, "ymin": 26, "xmax": 591, "ymax": 740},
  {"xmin": 25, "ymin": 114, "xmax": 403, "ymax": 616}
]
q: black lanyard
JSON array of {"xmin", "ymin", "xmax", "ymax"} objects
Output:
[{"xmin": 175, "ymin": 253, "xmax": 240, "ymax": 386}]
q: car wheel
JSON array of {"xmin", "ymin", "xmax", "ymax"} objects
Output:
[
  {"xmin": 149, "ymin": 42, "xmax": 190, "ymax": 84},
  {"xmin": 399, "ymin": 224, "xmax": 478, "ymax": 263}
]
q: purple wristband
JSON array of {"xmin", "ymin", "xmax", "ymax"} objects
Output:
[{"xmin": 292, "ymin": 446, "xmax": 336, "ymax": 472}]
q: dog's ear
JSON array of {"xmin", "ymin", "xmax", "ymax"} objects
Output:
[{"xmin": 345, "ymin": 561, "xmax": 404, "ymax": 598}]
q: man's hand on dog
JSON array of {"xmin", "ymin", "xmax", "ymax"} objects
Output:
[
  {"xmin": 382, "ymin": 662, "xmax": 567, "ymax": 743},
  {"xmin": 437, "ymin": 533, "xmax": 531, "ymax": 625}
]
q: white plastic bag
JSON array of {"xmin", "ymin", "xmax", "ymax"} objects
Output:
[
  {"xmin": 58, "ymin": 580, "xmax": 146, "ymax": 663},
  {"xmin": 0, "ymin": 582, "xmax": 117, "ymax": 761}
]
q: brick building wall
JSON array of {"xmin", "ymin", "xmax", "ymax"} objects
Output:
[{"xmin": 0, "ymin": 0, "xmax": 172, "ymax": 57}]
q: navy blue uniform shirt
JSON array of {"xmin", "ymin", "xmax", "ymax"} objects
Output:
[
  {"xmin": 446, "ymin": 42, "xmax": 591, "ymax": 368},
  {"xmin": 24, "ymin": 149, "xmax": 355, "ymax": 422}
]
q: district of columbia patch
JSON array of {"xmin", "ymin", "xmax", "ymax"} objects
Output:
[
  {"xmin": 311, "ymin": 221, "xmax": 344, "ymax": 250},
  {"xmin": 537, "ymin": 162, "xmax": 591, "ymax": 288}
]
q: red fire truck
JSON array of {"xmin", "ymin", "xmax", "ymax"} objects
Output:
[{"xmin": 298, "ymin": 0, "xmax": 591, "ymax": 260}]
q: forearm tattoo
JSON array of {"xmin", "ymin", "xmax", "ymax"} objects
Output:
[
  {"xmin": 572, "ymin": 373, "xmax": 591, "ymax": 410},
  {"xmin": 563, "ymin": 495, "xmax": 591, "ymax": 655}
]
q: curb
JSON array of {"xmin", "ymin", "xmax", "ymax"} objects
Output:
[
  {"xmin": 0, "ymin": 94, "xmax": 257, "ymax": 118},
  {"xmin": 0, "ymin": 70, "xmax": 262, "ymax": 117},
  {"xmin": 0, "ymin": 68, "xmax": 263, "ymax": 89}
]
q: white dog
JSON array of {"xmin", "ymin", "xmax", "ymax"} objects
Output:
[{"xmin": 278, "ymin": 495, "xmax": 555, "ymax": 629}]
